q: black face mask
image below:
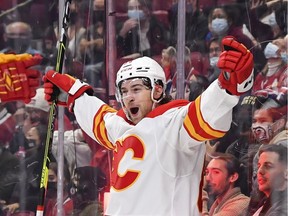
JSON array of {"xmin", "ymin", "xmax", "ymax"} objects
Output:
[
  {"xmin": 26, "ymin": 139, "xmax": 37, "ymax": 149},
  {"xmin": 46, "ymin": 182, "xmax": 57, "ymax": 199},
  {"xmin": 70, "ymin": 11, "xmax": 78, "ymax": 25},
  {"xmin": 93, "ymin": 10, "xmax": 105, "ymax": 24},
  {"xmin": 6, "ymin": 37, "xmax": 31, "ymax": 54}
]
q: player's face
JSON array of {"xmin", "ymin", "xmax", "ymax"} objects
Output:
[
  {"xmin": 257, "ymin": 151, "xmax": 287, "ymax": 197},
  {"xmin": 205, "ymin": 159, "xmax": 231, "ymax": 197},
  {"xmin": 120, "ymin": 78, "xmax": 153, "ymax": 124}
]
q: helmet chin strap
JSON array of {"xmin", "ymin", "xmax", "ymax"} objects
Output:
[{"xmin": 151, "ymin": 87, "xmax": 164, "ymax": 109}]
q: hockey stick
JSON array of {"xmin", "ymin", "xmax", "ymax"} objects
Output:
[{"xmin": 36, "ymin": 0, "xmax": 71, "ymax": 215}]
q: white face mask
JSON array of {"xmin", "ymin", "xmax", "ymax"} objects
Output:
[
  {"xmin": 281, "ymin": 52, "xmax": 287, "ymax": 63},
  {"xmin": 260, "ymin": 11, "xmax": 277, "ymax": 27},
  {"xmin": 251, "ymin": 122, "xmax": 273, "ymax": 143},
  {"xmin": 211, "ymin": 18, "xmax": 229, "ymax": 36},
  {"xmin": 128, "ymin": 9, "xmax": 145, "ymax": 20},
  {"xmin": 210, "ymin": 56, "xmax": 219, "ymax": 67},
  {"xmin": 264, "ymin": 42, "xmax": 280, "ymax": 59}
]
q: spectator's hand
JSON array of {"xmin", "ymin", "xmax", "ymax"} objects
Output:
[
  {"xmin": 266, "ymin": 0, "xmax": 283, "ymax": 7},
  {"xmin": 250, "ymin": 0, "xmax": 262, "ymax": 9},
  {"xmin": 0, "ymin": 53, "xmax": 42, "ymax": 103},
  {"xmin": 2, "ymin": 202, "xmax": 20, "ymax": 214},
  {"xmin": 43, "ymin": 70, "xmax": 93, "ymax": 112},
  {"xmin": 217, "ymin": 36, "xmax": 254, "ymax": 96},
  {"xmin": 119, "ymin": 19, "xmax": 138, "ymax": 37}
]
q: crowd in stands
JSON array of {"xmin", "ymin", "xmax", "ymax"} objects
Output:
[{"xmin": 0, "ymin": 0, "xmax": 287, "ymax": 215}]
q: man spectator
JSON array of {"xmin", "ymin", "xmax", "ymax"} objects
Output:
[
  {"xmin": 203, "ymin": 152, "xmax": 250, "ymax": 216},
  {"xmin": 252, "ymin": 144, "xmax": 287, "ymax": 216},
  {"xmin": 1, "ymin": 21, "xmax": 42, "ymax": 55}
]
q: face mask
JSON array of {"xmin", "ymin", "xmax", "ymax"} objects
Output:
[
  {"xmin": 260, "ymin": 12, "xmax": 277, "ymax": 27},
  {"xmin": 210, "ymin": 56, "xmax": 219, "ymax": 67},
  {"xmin": 26, "ymin": 139, "xmax": 37, "ymax": 149},
  {"xmin": 211, "ymin": 18, "xmax": 228, "ymax": 36},
  {"xmin": 267, "ymin": 60, "xmax": 283, "ymax": 76},
  {"xmin": 251, "ymin": 122, "xmax": 273, "ymax": 143},
  {"xmin": 281, "ymin": 52, "xmax": 287, "ymax": 63},
  {"xmin": 70, "ymin": 11, "xmax": 78, "ymax": 25},
  {"xmin": 93, "ymin": 10, "xmax": 105, "ymax": 23},
  {"xmin": 46, "ymin": 182, "xmax": 57, "ymax": 199},
  {"xmin": 128, "ymin": 10, "xmax": 145, "ymax": 20},
  {"xmin": 264, "ymin": 42, "xmax": 280, "ymax": 59},
  {"xmin": 7, "ymin": 37, "xmax": 30, "ymax": 54}
]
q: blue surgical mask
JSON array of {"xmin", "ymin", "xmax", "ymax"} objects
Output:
[
  {"xmin": 128, "ymin": 10, "xmax": 145, "ymax": 20},
  {"xmin": 264, "ymin": 42, "xmax": 280, "ymax": 59},
  {"xmin": 210, "ymin": 56, "xmax": 219, "ymax": 67},
  {"xmin": 281, "ymin": 52, "xmax": 287, "ymax": 63},
  {"xmin": 211, "ymin": 18, "xmax": 228, "ymax": 36}
]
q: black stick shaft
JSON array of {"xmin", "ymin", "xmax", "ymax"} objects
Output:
[{"xmin": 36, "ymin": 1, "xmax": 71, "ymax": 215}]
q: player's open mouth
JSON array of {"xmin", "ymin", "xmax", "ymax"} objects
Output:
[{"xmin": 130, "ymin": 107, "xmax": 139, "ymax": 115}]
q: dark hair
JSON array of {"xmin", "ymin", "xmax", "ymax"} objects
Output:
[
  {"xmin": 138, "ymin": 0, "xmax": 152, "ymax": 10},
  {"xmin": 35, "ymin": 124, "xmax": 48, "ymax": 145},
  {"xmin": 210, "ymin": 152, "xmax": 243, "ymax": 187},
  {"xmin": 49, "ymin": 162, "xmax": 71, "ymax": 182},
  {"xmin": 259, "ymin": 144, "xmax": 288, "ymax": 166}
]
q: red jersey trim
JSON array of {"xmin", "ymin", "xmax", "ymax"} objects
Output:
[
  {"xmin": 184, "ymin": 97, "xmax": 226, "ymax": 141},
  {"xmin": 93, "ymin": 104, "xmax": 116, "ymax": 150}
]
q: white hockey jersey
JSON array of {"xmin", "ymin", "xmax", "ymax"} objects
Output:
[{"xmin": 73, "ymin": 81, "xmax": 239, "ymax": 216}]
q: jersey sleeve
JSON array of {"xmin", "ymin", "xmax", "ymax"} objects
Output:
[
  {"xmin": 184, "ymin": 80, "xmax": 239, "ymax": 141},
  {"xmin": 73, "ymin": 93, "xmax": 119, "ymax": 150},
  {"xmin": 164, "ymin": 80, "xmax": 239, "ymax": 152}
]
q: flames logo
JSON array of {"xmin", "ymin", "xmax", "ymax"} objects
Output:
[{"xmin": 0, "ymin": 67, "xmax": 26, "ymax": 94}]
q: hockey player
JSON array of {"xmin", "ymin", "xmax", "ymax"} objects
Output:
[
  {"xmin": 43, "ymin": 37, "xmax": 254, "ymax": 215},
  {"xmin": 0, "ymin": 53, "xmax": 42, "ymax": 103}
]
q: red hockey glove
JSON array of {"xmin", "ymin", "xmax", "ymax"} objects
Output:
[
  {"xmin": 43, "ymin": 70, "xmax": 93, "ymax": 112},
  {"xmin": 0, "ymin": 53, "xmax": 42, "ymax": 103},
  {"xmin": 217, "ymin": 37, "xmax": 254, "ymax": 95}
]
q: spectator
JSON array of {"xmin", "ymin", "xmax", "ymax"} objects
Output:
[
  {"xmin": 9, "ymin": 88, "xmax": 73, "ymax": 154},
  {"xmin": 252, "ymin": 144, "xmax": 287, "ymax": 216},
  {"xmin": 206, "ymin": 37, "xmax": 221, "ymax": 84},
  {"xmin": 188, "ymin": 74, "xmax": 209, "ymax": 101},
  {"xmin": 250, "ymin": 0, "xmax": 287, "ymax": 39},
  {"xmin": 168, "ymin": 0, "xmax": 209, "ymax": 53},
  {"xmin": 0, "ymin": 104, "xmax": 19, "ymax": 206},
  {"xmin": 206, "ymin": 5, "xmax": 254, "ymax": 50},
  {"xmin": 5, "ymin": 123, "xmax": 53, "ymax": 214},
  {"xmin": 116, "ymin": 0, "xmax": 169, "ymax": 58},
  {"xmin": 247, "ymin": 88, "xmax": 287, "ymax": 214},
  {"xmin": 52, "ymin": 129, "xmax": 93, "ymax": 175},
  {"xmin": 79, "ymin": 0, "xmax": 106, "ymax": 91},
  {"xmin": 160, "ymin": 46, "xmax": 177, "ymax": 94},
  {"xmin": 169, "ymin": 46, "xmax": 193, "ymax": 99},
  {"xmin": 253, "ymin": 37, "xmax": 288, "ymax": 93},
  {"xmin": 0, "ymin": 21, "xmax": 42, "ymax": 55},
  {"xmin": 202, "ymin": 152, "xmax": 250, "ymax": 216},
  {"xmin": 70, "ymin": 166, "xmax": 106, "ymax": 216},
  {"xmin": 44, "ymin": 162, "xmax": 74, "ymax": 216}
]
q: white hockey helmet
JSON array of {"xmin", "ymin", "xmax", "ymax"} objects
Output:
[{"xmin": 116, "ymin": 56, "xmax": 166, "ymax": 101}]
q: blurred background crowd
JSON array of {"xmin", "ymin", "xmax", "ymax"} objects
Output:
[{"xmin": 0, "ymin": 0, "xmax": 287, "ymax": 215}]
